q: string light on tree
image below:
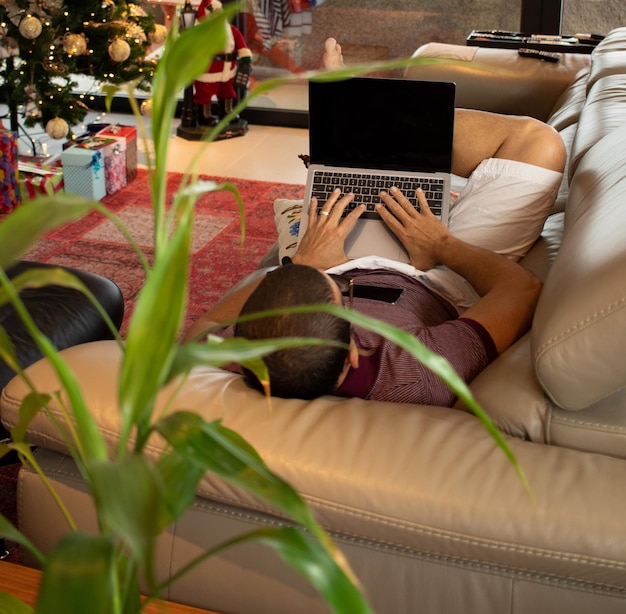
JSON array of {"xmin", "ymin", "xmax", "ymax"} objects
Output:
[{"xmin": 140, "ymin": 98, "xmax": 152, "ymax": 117}]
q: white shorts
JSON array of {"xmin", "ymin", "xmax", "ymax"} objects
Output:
[{"xmin": 328, "ymin": 158, "xmax": 563, "ymax": 312}]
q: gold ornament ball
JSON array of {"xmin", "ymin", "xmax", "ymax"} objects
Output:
[
  {"xmin": 148, "ymin": 24, "xmax": 167, "ymax": 45},
  {"xmin": 140, "ymin": 98, "xmax": 152, "ymax": 117},
  {"xmin": 19, "ymin": 15, "xmax": 43, "ymax": 39},
  {"xmin": 63, "ymin": 33, "xmax": 88, "ymax": 56},
  {"xmin": 108, "ymin": 38, "xmax": 131, "ymax": 62},
  {"xmin": 46, "ymin": 117, "xmax": 69, "ymax": 140}
]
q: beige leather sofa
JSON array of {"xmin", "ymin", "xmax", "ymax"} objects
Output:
[{"xmin": 4, "ymin": 27, "xmax": 626, "ymax": 614}]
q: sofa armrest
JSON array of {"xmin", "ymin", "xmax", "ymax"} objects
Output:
[
  {"xmin": 405, "ymin": 43, "xmax": 591, "ymax": 121},
  {"xmin": 0, "ymin": 261, "xmax": 124, "ymax": 392}
]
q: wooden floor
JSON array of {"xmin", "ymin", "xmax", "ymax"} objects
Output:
[{"xmin": 0, "ymin": 560, "xmax": 218, "ymax": 613}]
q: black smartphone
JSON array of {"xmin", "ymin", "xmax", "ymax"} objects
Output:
[{"xmin": 352, "ymin": 284, "xmax": 405, "ymax": 304}]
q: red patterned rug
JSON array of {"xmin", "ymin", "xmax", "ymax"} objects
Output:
[{"xmin": 24, "ymin": 169, "xmax": 304, "ymax": 336}]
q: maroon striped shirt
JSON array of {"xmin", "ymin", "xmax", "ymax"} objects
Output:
[{"xmin": 335, "ymin": 268, "xmax": 497, "ymax": 407}]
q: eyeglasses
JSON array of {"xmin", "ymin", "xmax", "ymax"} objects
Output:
[{"xmin": 328, "ymin": 274, "xmax": 354, "ymax": 310}]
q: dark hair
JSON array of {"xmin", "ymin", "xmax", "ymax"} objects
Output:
[{"xmin": 235, "ymin": 264, "xmax": 351, "ymax": 399}]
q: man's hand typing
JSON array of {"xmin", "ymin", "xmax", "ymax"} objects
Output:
[
  {"xmin": 376, "ymin": 187, "xmax": 450, "ymax": 270},
  {"xmin": 292, "ymin": 189, "xmax": 365, "ymax": 270}
]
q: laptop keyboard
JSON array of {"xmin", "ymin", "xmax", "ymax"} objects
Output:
[{"xmin": 311, "ymin": 170, "xmax": 445, "ymax": 219}]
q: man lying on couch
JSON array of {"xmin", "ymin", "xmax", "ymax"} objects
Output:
[{"xmin": 184, "ymin": 41, "xmax": 566, "ymax": 407}]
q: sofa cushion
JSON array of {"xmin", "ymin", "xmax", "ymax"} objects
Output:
[
  {"xmin": 548, "ymin": 388, "xmax": 626, "ymax": 458},
  {"xmin": 532, "ymin": 124, "xmax": 626, "ymax": 410},
  {"xmin": 273, "ymin": 198, "xmax": 302, "ymax": 262}
]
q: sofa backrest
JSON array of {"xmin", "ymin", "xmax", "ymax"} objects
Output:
[
  {"xmin": 531, "ymin": 122, "xmax": 626, "ymax": 410},
  {"xmin": 567, "ymin": 29, "xmax": 626, "ymax": 181},
  {"xmin": 530, "ymin": 30, "xmax": 626, "ymax": 411}
]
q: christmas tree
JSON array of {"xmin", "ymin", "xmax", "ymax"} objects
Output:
[{"xmin": 0, "ymin": 0, "xmax": 166, "ymax": 140}]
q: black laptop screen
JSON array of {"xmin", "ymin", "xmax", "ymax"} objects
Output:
[{"xmin": 308, "ymin": 77, "xmax": 455, "ymax": 173}]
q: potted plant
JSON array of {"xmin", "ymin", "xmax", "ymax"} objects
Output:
[{"xmin": 0, "ymin": 6, "xmax": 527, "ymax": 613}]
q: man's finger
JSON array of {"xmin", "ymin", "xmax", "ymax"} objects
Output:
[
  {"xmin": 389, "ymin": 186, "xmax": 417, "ymax": 215},
  {"xmin": 415, "ymin": 188, "xmax": 434, "ymax": 216},
  {"xmin": 336, "ymin": 202, "xmax": 366, "ymax": 235},
  {"xmin": 375, "ymin": 201, "xmax": 404, "ymax": 235},
  {"xmin": 379, "ymin": 190, "xmax": 410, "ymax": 222},
  {"xmin": 308, "ymin": 197, "xmax": 320, "ymax": 225},
  {"xmin": 329, "ymin": 192, "xmax": 355, "ymax": 220}
]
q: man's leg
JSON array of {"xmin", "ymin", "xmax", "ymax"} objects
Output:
[{"xmin": 451, "ymin": 109, "xmax": 566, "ymax": 177}]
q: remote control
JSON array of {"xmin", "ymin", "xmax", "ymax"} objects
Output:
[{"xmin": 518, "ymin": 48, "xmax": 561, "ymax": 62}]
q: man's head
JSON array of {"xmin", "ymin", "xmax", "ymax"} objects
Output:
[{"xmin": 235, "ymin": 264, "xmax": 354, "ymax": 399}]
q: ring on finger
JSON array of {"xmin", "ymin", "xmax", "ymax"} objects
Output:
[{"xmin": 319, "ymin": 210, "xmax": 330, "ymax": 217}]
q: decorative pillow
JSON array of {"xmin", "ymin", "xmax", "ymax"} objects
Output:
[{"xmin": 273, "ymin": 198, "xmax": 303, "ymax": 262}]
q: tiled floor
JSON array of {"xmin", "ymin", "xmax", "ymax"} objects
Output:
[
  {"xmin": 17, "ymin": 107, "xmax": 310, "ymax": 187},
  {"xmin": 162, "ymin": 121, "xmax": 309, "ymax": 185},
  {"xmin": 63, "ymin": 70, "xmax": 311, "ymax": 184}
]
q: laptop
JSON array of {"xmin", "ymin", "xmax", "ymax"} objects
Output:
[{"xmin": 299, "ymin": 77, "xmax": 456, "ymax": 262}]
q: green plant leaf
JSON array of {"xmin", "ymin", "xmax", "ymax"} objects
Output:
[
  {"xmin": 0, "ymin": 326, "xmax": 19, "ymax": 374},
  {"xmin": 4, "ymin": 441, "xmax": 77, "ymax": 538},
  {"xmin": 155, "ymin": 413, "xmax": 324, "ymax": 538},
  {"xmin": 88, "ymin": 456, "xmax": 162, "ymax": 588},
  {"xmin": 0, "ymin": 510, "xmax": 44, "ymax": 565},
  {"xmin": 118, "ymin": 203, "xmax": 191, "ymax": 449},
  {"xmin": 241, "ymin": 527, "xmax": 372, "ymax": 614},
  {"xmin": 154, "ymin": 448, "xmax": 205, "ymax": 527},
  {"xmin": 158, "ymin": 526, "xmax": 372, "ymax": 614},
  {"xmin": 167, "ymin": 335, "xmax": 343, "ymax": 381},
  {"xmin": 176, "ymin": 180, "xmax": 246, "ymax": 245},
  {"xmin": 149, "ymin": 7, "xmax": 236, "ymax": 223},
  {"xmin": 0, "ymin": 195, "xmax": 96, "ymax": 271},
  {"xmin": 11, "ymin": 392, "xmax": 52, "ymax": 445},
  {"xmin": 34, "ymin": 533, "xmax": 116, "ymax": 614},
  {"xmin": 154, "ymin": 413, "xmax": 362, "ymax": 591},
  {"xmin": 0, "ymin": 591, "xmax": 33, "ymax": 614}
]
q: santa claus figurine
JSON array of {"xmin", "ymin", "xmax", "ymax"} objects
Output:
[{"xmin": 193, "ymin": 0, "xmax": 252, "ymax": 127}]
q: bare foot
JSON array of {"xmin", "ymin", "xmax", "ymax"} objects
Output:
[{"xmin": 323, "ymin": 37, "xmax": 345, "ymax": 69}]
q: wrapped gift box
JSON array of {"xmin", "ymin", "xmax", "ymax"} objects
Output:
[
  {"xmin": 18, "ymin": 153, "xmax": 62, "ymax": 166},
  {"xmin": 78, "ymin": 135, "xmax": 127, "ymax": 195},
  {"xmin": 97, "ymin": 124, "xmax": 138, "ymax": 183},
  {"xmin": 62, "ymin": 133, "xmax": 92, "ymax": 150},
  {"xmin": 0, "ymin": 130, "xmax": 21, "ymax": 213},
  {"xmin": 18, "ymin": 160, "xmax": 64, "ymax": 199},
  {"xmin": 103, "ymin": 143, "xmax": 126, "ymax": 194},
  {"xmin": 61, "ymin": 142, "xmax": 107, "ymax": 201}
]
